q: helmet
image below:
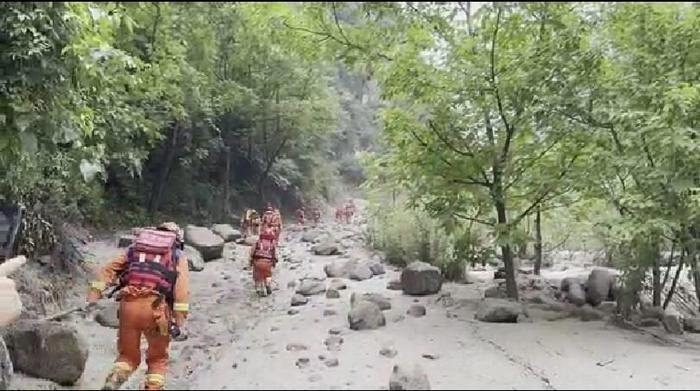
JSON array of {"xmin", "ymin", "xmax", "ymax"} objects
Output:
[
  {"xmin": 157, "ymin": 222, "xmax": 184, "ymax": 243},
  {"xmin": 260, "ymin": 227, "xmax": 276, "ymax": 240}
]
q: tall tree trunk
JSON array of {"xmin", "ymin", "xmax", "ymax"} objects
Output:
[
  {"xmin": 148, "ymin": 123, "xmax": 179, "ymax": 215},
  {"xmin": 222, "ymin": 144, "xmax": 231, "ymax": 216},
  {"xmin": 652, "ymin": 255, "xmax": 661, "ymax": 307},
  {"xmin": 534, "ymin": 205, "xmax": 543, "ymax": 275},
  {"xmin": 495, "ymin": 198, "xmax": 517, "ymax": 300},
  {"xmin": 663, "ymin": 249, "xmax": 686, "ymax": 310},
  {"xmin": 660, "ymin": 240, "xmax": 676, "ymax": 291}
]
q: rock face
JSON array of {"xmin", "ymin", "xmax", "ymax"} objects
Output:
[
  {"xmin": 389, "ymin": 364, "xmax": 431, "ymax": 390},
  {"xmin": 348, "ymin": 301, "xmax": 386, "ymax": 330},
  {"xmin": 475, "ymin": 299, "xmax": 522, "ymax": 323},
  {"xmin": 3, "ymin": 321, "xmax": 89, "ymax": 385},
  {"xmin": 184, "ymin": 245, "xmax": 205, "ymax": 272},
  {"xmin": 401, "ymin": 262, "xmax": 443, "ymax": 296},
  {"xmin": 351, "ymin": 293, "xmax": 392, "ymax": 311},
  {"xmin": 0, "ymin": 337, "xmax": 11, "ymax": 391},
  {"xmin": 662, "ymin": 314, "xmax": 683, "ymax": 335},
  {"xmin": 349, "ymin": 264, "xmax": 373, "ymax": 281},
  {"xmin": 683, "ymin": 317, "xmax": 700, "ymax": 333},
  {"xmin": 296, "ymin": 279, "xmax": 326, "ymax": 296},
  {"xmin": 185, "ymin": 225, "xmax": 224, "ymax": 261},
  {"xmin": 586, "ymin": 269, "xmax": 615, "ymax": 306},
  {"xmin": 407, "ymin": 304, "xmax": 426, "ymax": 318},
  {"xmin": 369, "ymin": 262, "xmax": 386, "ymax": 275},
  {"xmin": 211, "ymin": 224, "xmax": 240, "ymax": 242},
  {"xmin": 95, "ymin": 302, "xmax": 119, "ymax": 329},
  {"xmin": 387, "ymin": 280, "xmax": 402, "ymax": 291},
  {"xmin": 312, "ymin": 241, "xmax": 340, "ymax": 256},
  {"xmin": 291, "ymin": 294, "xmax": 309, "ymax": 306}
]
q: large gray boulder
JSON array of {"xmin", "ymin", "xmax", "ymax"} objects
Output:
[
  {"xmin": 586, "ymin": 269, "xmax": 616, "ymax": 306},
  {"xmin": 0, "ymin": 337, "xmax": 11, "ymax": 391},
  {"xmin": 349, "ymin": 264, "xmax": 373, "ymax": 281},
  {"xmin": 185, "ymin": 225, "xmax": 224, "ymax": 261},
  {"xmin": 348, "ymin": 301, "xmax": 386, "ymax": 330},
  {"xmin": 683, "ymin": 317, "xmax": 700, "ymax": 333},
  {"xmin": 184, "ymin": 245, "xmax": 205, "ymax": 272},
  {"xmin": 3, "ymin": 321, "xmax": 88, "ymax": 385},
  {"xmin": 389, "ymin": 364, "xmax": 431, "ymax": 390},
  {"xmin": 475, "ymin": 299, "xmax": 522, "ymax": 323},
  {"xmin": 296, "ymin": 279, "xmax": 326, "ymax": 296},
  {"xmin": 401, "ymin": 262, "xmax": 443, "ymax": 296},
  {"xmin": 351, "ymin": 293, "xmax": 392, "ymax": 311},
  {"xmin": 95, "ymin": 301, "xmax": 119, "ymax": 329},
  {"xmin": 565, "ymin": 283, "xmax": 586, "ymax": 306},
  {"xmin": 312, "ymin": 241, "xmax": 340, "ymax": 256},
  {"xmin": 211, "ymin": 224, "xmax": 241, "ymax": 242},
  {"xmin": 662, "ymin": 314, "xmax": 683, "ymax": 335},
  {"xmin": 301, "ymin": 230, "xmax": 323, "ymax": 243}
]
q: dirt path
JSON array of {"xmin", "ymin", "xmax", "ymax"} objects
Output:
[{"xmin": 10, "ymin": 204, "xmax": 700, "ymax": 390}]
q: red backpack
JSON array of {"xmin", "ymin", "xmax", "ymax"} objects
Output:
[
  {"xmin": 121, "ymin": 229, "xmax": 179, "ymax": 296},
  {"xmin": 253, "ymin": 237, "xmax": 276, "ymax": 261}
]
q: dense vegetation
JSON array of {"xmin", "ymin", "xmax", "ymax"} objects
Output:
[{"xmin": 2, "ymin": 2, "xmax": 699, "ymax": 313}]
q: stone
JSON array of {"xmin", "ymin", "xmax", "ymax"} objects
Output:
[
  {"xmin": 324, "ymin": 336, "xmax": 344, "ymax": 351},
  {"xmin": 324, "ymin": 357, "xmax": 339, "ymax": 367},
  {"xmin": 348, "ymin": 301, "xmax": 386, "ymax": 330},
  {"xmin": 326, "ymin": 289, "xmax": 340, "ymax": 299},
  {"xmin": 638, "ymin": 318, "xmax": 661, "ymax": 328},
  {"xmin": 349, "ymin": 264, "xmax": 373, "ymax": 281},
  {"xmin": 296, "ymin": 357, "xmax": 310, "ymax": 369},
  {"xmin": 586, "ymin": 269, "xmax": 616, "ymax": 306},
  {"xmin": 386, "ymin": 279, "xmax": 402, "ymax": 291},
  {"xmin": 3, "ymin": 320, "xmax": 89, "ymax": 385},
  {"xmin": 184, "ymin": 225, "xmax": 225, "ymax": 261},
  {"xmin": 392, "ymin": 315, "xmax": 406, "ymax": 323},
  {"xmin": 641, "ymin": 306, "xmax": 665, "ymax": 321},
  {"xmin": 421, "ymin": 354, "xmax": 439, "ymax": 360},
  {"xmin": 117, "ymin": 234, "xmax": 135, "ymax": 248},
  {"xmin": 301, "ymin": 230, "xmax": 322, "ymax": 243},
  {"xmin": 95, "ymin": 301, "xmax": 119, "ymax": 329},
  {"xmin": 351, "ymin": 293, "xmax": 392, "ymax": 311},
  {"xmin": 565, "ymin": 283, "xmax": 586, "ymax": 306},
  {"xmin": 379, "ymin": 347, "xmax": 397, "ymax": 358},
  {"xmin": 313, "ymin": 241, "xmax": 340, "ymax": 256},
  {"xmin": 389, "ymin": 364, "xmax": 430, "ymax": 390},
  {"xmin": 0, "ymin": 337, "xmax": 12, "ymax": 391},
  {"xmin": 286, "ymin": 343, "xmax": 309, "ymax": 352},
  {"xmin": 484, "ymin": 284, "xmax": 507, "ymax": 299},
  {"xmin": 475, "ymin": 299, "xmax": 522, "ymax": 323},
  {"xmin": 288, "ymin": 309, "xmax": 300, "ymax": 315},
  {"xmin": 407, "ymin": 304, "xmax": 426, "ymax": 318},
  {"xmin": 682, "ymin": 317, "xmax": 700, "ymax": 333},
  {"xmin": 369, "ymin": 262, "xmax": 386, "ymax": 275},
  {"xmin": 560, "ymin": 277, "xmax": 582, "ymax": 292},
  {"xmin": 329, "ymin": 327, "xmax": 342, "ymax": 335},
  {"xmin": 329, "ymin": 279, "xmax": 347, "ymax": 291},
  {"xmin": 296, "ymin": 279, "xmax": 326, "ymax": 296},
  {"xmin": 662, "ymin": 314, "xmax": 683, "ymax": 335},
  {"xmin": 287, "ymin": 281, "xmax": 297, "ymax": 289},
  {"xmin": 324, "ymin": 309, "xmax": 338, "ymax": 317},
  {"xmin": 291, "ymin": 294, "xmax": 309, "ymax": 307},
  {"xmin": 401, "ymin": 261, "xmax": 443, "ymax": 296},
  {"xmin": 211, "ymin": 224, "xmax": 240, "ymax": 242}
]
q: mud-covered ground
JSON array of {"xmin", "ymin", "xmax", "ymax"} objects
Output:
[{"xmin": 9, "ymin": 203, "xmax": 700, "ymax": 390}]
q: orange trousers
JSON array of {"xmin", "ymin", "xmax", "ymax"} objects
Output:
[
  {"xmin": 253, "ymin": 258, "xmax": 273, "ymax": 283},
  {"xmin": 115, "ymin": 296, "xmax": 170, "ymax": 384}
]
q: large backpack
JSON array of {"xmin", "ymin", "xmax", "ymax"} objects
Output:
[
  {"xmin": 121, "ymin": 229, "xmax": 179, "ymax": 299},
  {"xmin": 252, "ymin": 237, "xmax": 276, "ymax": 260}
]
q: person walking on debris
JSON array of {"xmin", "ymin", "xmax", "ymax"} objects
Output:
[
  {"xmin": 295, "ymin": 206, "xmax": 305, "ymax": 227},
  {"xmin": 335, "ymin": 205, "xmax": 345, "ymax": 223},
  {"xmin": 249, "ymin": 227, "xmax": 278, "ymax": 296},
  {"xmin": 311, "ymin": 207, "xmax": 321, "ymax": 226},
  {"xmin": 344, "ymin": 200, "xmax": 355, "ymax": 224},
  {"xmin": 86, "ymin": 222, "xmax": 189, "ymax": 391},
  {"xmin": 241, "ymin": 208, "xmax": 260, "ymax": 238}
]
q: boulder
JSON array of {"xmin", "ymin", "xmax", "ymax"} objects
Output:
[
  {"xmin": 301, "ymin": 230, "xmax": 322, "ymax": 243},
  {"xmin": 560, "ymin": 277, "xmax": 583, "ymax": 292},
  {"xmin": 386, "ymin": 280, "xmax": 402, "ymax": 291},
  {"xmin": 291, "ymin": 294, "xmax": 309, "ymax": 306},
  {"xmin": 407, "ymin": 305, "xmax": 426, "ymax": 318},
  {"xmin": 184, "ymin": 245, "xmax": 205, "ymax": 272},
  {"xmin": 380, "ymin": 347, "xmax": 398, "ymax": 358},
  {"xmin": 401, "ymin": 262, "xmax": 443, "ymax": 296},
  {"xmin": 211, "ymin": 224, "xmax": 240, "ymax": 242},
  {"xmin": 349, "ymin": 264, "xmax": 373, "ymax": 281},
  {"xmin": 369, "ymin": 262, "xmax": 386, "ymax": 275},
  {"xmin": 326, "ymin": 289, "xmax": 340, "ymax": 299},
  {"xmin": 296, "ymin": 279, "xmax": 326, "ymax": 296},
  {"xmin": 682, "ymin": 317, "xmax": 700, "ymax": 333},
  {"xmin": 324, "ymin": 336, "xmax": 344, "ymax": 351},
  {"xmin": 565, "ymin": 283, "xmax": 586, "ymax": 306},
  {"xmin": 351, "ymin": 293, "xmax": 392, "ymax": 311},
  {"xmin": 312, "ymin": 241, "xmax": 340, "ymax": 256},
  {"xmin": 0, "ymin": 337, "xmax": 11, "ymax": 391},
  {"xmin": 116, "ymin": 234, "xmax": 135, "ymax": 248},
  {"xmin": 475, "ymin": 299, "xmax": 522, "ymax": 323},
  {"xmin": 329, "ymin": 279, "xmax": 347, "ymax": 291},
  {"xmin": 3, "ymin": 320, "xmax": 88, "ymax": 385},
  {"xmin": 662, "ymin": 314, "xmax": 683, "ymax": 335},
  {"xmin": 324, "ymin": 261, "xmax": 350, "ymax": 278},
  {"xmin": 95, "ymin": 302, "xmax": 119, "ymax": 329},
  {"xmin": 348, "ymin": 301, "xmax": 386, "ymax": 330},
  {"xmin": 586, "ymin": 269, "xmax": 615, "ymax": 306},
  {"xmin": 641, "ymin": 306, "xmax": 665, "ymax": 321},
  {"xmin": 184, "ymin": 225, "xmax": 224, "ymax": 261},
  {"xmin": 389, "ymin": 364, "xmax": 431, "ymax": 391},
  {"xmin": 484, "ymin": 284, "xmax": 507, "ymax": 299}
]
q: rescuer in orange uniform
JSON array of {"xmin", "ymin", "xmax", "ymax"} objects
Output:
[
  {"xmin": 295, "ymin": 207, "xmax": 305, "ymax": 226},
  {"xmin": 87, "ymin": 222, "xmax": 189, "ymax": 390},
  {"xmin": 249, "ymin": 227, "xmax": 278, "ymax": 296}
]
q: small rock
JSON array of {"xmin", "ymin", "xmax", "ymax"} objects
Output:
[
  {"xmin": 329, "ymin": 279, "xmax": 347, "ymax": 291},
  {"xmin": 324, "ymin": 336, "xmax": 344, "ymax": 351},
  {"xmin": 389, "ymin": 364, "xmax": 431, "ymax": 390},
  {"xmin": 421, "ymin": 354, "xmax": 439, "ymax": 360},
  {"xmin": 296, "ymin": 357, "xmax": 310, "ymax": 369},
  {"xmin": 324, "ymin": 309, "xmax": 338, "ymax": 317},
  {"xmin": 407, "ymin": 305, "xmax": 427, "ymax": 318},
  {"xmin": 287, "ymin": 281, "xmax": 297, "ymax": 289},
  {"xmin": 291, "ymin": 294, "xmax": 309, "ymax": 307},
  {"xmin": 324, "ymin": 358, "xmax": 339, "ymax": 367},
  {"xmin": 379, "ymin": 347, "xmax": 398, "ymax": 358},
  {"xmin": 350, "ymin": 264, "xmax": 373, "ymax": 281},
  {"xmin": 351, "ymin": 293, "xmax": 392, "ymax": 311},
  {"xmin": 286, "ymin": 343, "xmax": 309, "ymax": 352},
  {"xmin": 392, "ymin": 315, "xmax": 406, "ymax": 323},
  {"xmin": 662, "ymin": 314, "xmax": 683, "ymax": 335},
  {"xmin": 270, "ymin": 327, "xmax": 279, "ymax": 332},
  {"xmin": 296, "ymin": 279, "xmax": 326, "ymax": 296},
  {"xmin": 308, "ymin": 374, "xmax": 322, "ymax": 382},
  {"xmin": 326, "ymin": 289, "xmax": 341, "ymax": 299},
  {"xmin": 312, "ymin": 241, "xmax": 340, "ymax": 256},
  {"xmin": 212, "ymin": 282, "xmax": 220, "ymax": 288},
  {"xmin": 369, "ymin": 262, "xmax": 386, "ymax": 275},
  {"xmin": 386, "ymin": 279, "xmax": 402, "ymax": 290},
  {"xmin": 329, "ymin": 327, "xmax": 342, "ymax": 335},
  {"xmin": 95, "ymin": 302, "xmax": 120, "ymax": 329},
  {"xmin": 288, "ymin": 309, "xmax": 300, "ymax": 315},
  {"xmin": 348, "ymin": 301, "xmax": 386, "ymax": 330}
]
